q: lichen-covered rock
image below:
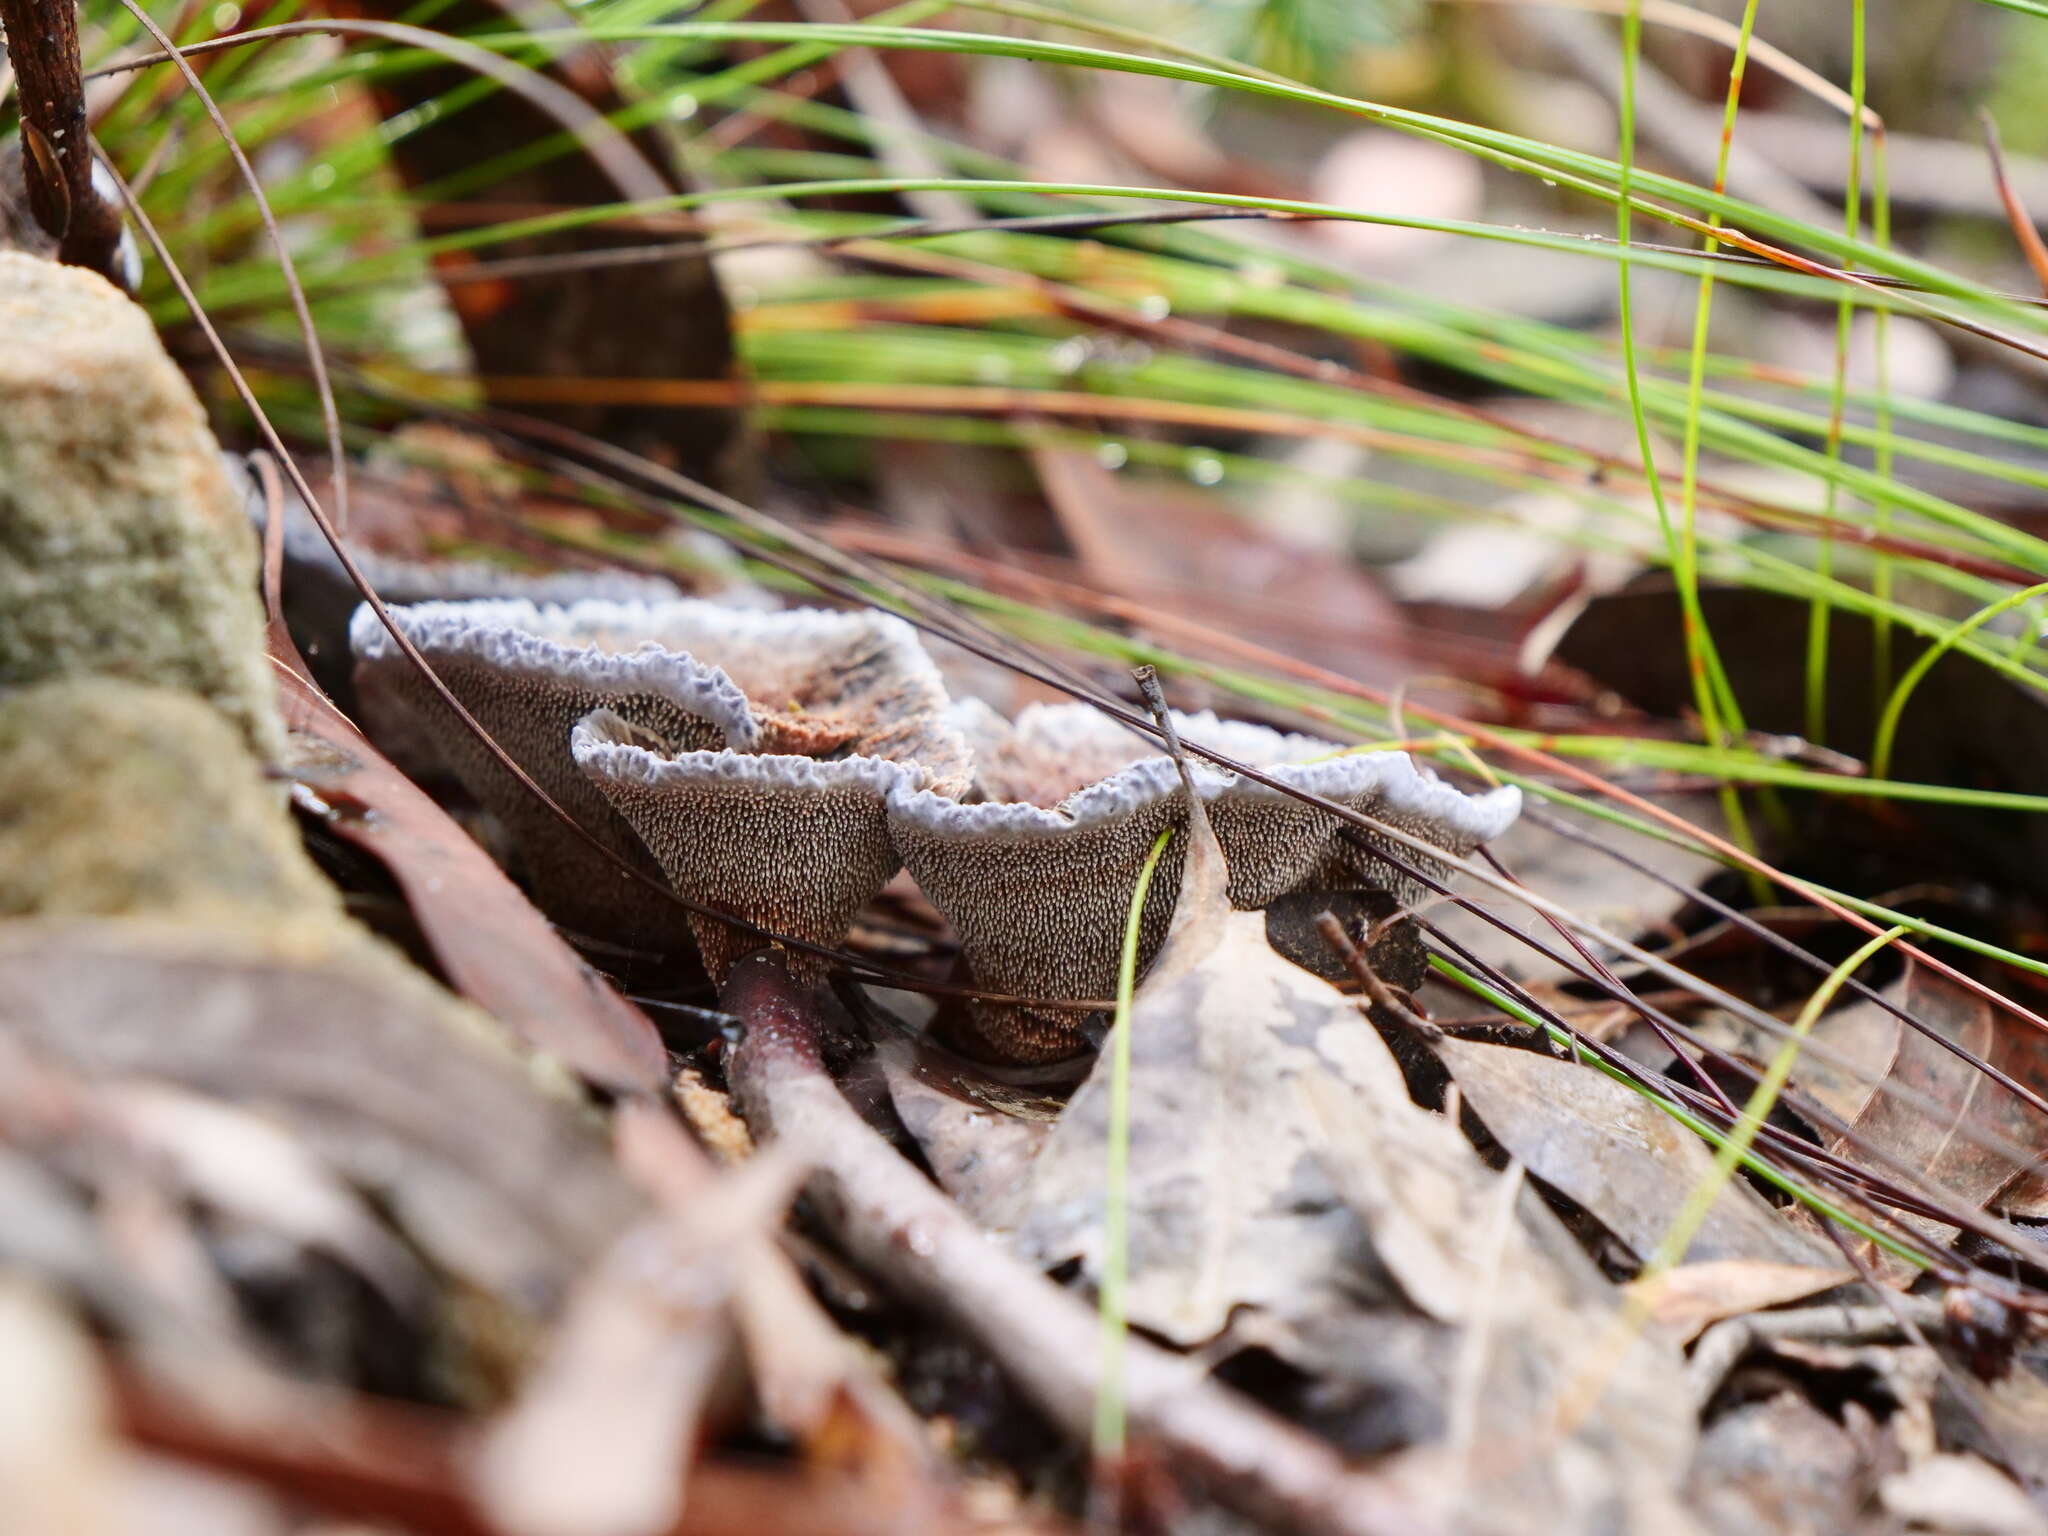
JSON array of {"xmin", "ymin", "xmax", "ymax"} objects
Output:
[
  {"xmin": 0, "ymin": 677, "xmax": 338, "ymax": 926},
  {"xmin": 889, "ymin": 704, "xmax": 1521, "ymax": 1062},
  {"xmin": 352, "ymin": 598, "xmax": 969, "ymax": 953},
  {"xmin": 0, "ymin": 674, "xmax": 638, "ymax": 1367},
  {"xmin": 0, "ymin": 254, "xmax": 282, "ymax": 758}
]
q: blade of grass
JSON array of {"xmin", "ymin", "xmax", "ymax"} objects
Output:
[
  {"xmin": 1872, "ymin": 581, "xmax": 2048, "ymax": 780},
  {"xmin": 1093, "ymin": 826, "xmax": 1174, "ymax": 1478},
  {"xmin": 1806, "ymin": 0, "xmax": 1870, "ymax": 745},
  {"xmin": 1640, "ymin": 0, "xmax": 1764, "ymax": 867}
]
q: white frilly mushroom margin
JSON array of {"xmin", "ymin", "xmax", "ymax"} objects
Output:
[
  {"xmin": 349, "ymin": 598, "xmax": 761, "ymax": 748},
  {"xmin": 897, "ymin": 703, "xmax": 1521, "ymax": 848},
  {"xmin": 569, "ymin": 717, "xmax": 929, "ymax": 798}
]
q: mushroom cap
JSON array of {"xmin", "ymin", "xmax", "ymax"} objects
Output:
[
  {"xmin": 573, "ymin": 711, "xmax": 927, "ymax": 981},
  {"xmin": 889, "ymin": 704, "xmax": 1520, "ymax": 1062},
  {"xmin": 350, "ymin": 597, "xmax": 969, "ymax": 956}
]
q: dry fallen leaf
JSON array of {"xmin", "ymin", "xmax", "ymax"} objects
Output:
[
  {"xmin": 875, "ymin": 1035, "xmax": 1052, "ymax": 1224},
  {"xmin": 1438, "ymin": 1038, "xmax": 1845, "ymax": 1270},
  {"xmin": 275, "ymin": 637, "xmax": 669, "ymax": 1093},
  {"xmin": 94, "ymin": 1080, "xmax": 430, "ymax": 1317},
  {"xmin": 0, "ymin": 1274, "xmax": 120, "ymax": 1536},
  {"xmin": 1000, "ymin": 766, "xmax": 1699, "ymax": 1532},
  {"xmin": 1881, "ymin": 1453, "xmax": 2048, "ymax": 1536},
  {"xmin": 1002, "ymin": 815, "xmax": 1410, "ymax": 1342},
  {"xmin": 1636, "ymin": 1260, "xmax": 1857, "ymax": 1345},
  {"xmin": 0, "ymin": 922, "xmax": 636, "ymax": 1318},
  {"xmin": 1796, "ymin": 964, "xmax": 2048, "ymax": 1235}
]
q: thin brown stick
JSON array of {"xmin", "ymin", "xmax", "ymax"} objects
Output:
[
  {"xmin": 1315, "ymin": 912, "xmax": 1442, "ymax": 1043},
  {"xmin": 105, "ymin": 0, "xmax": 350, "ymax": 532},
  {"xmin": 721, "ymin": 949, "xmax": 1428, "ymax": 1536},
  {"xmin": 0, "ymin": 0, "xmax": 127, "ymax": 281}
]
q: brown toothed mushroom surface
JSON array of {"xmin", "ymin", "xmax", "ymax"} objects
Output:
[
  {"xmin": 889, "ymin": 704, "xmax": 1521, "ymax": 1063},
  {"xmin": 574, "ymin": 713, "xmax": 928, "ymax": 982},
  {"xmin": 352, "ymin": 598, "xmax": 969, "ymax": 961}
]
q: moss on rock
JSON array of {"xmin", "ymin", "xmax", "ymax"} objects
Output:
[
  {"xmin": 0, "ymin": 676, "xmax": 338, "ymax": 925},
  {"xmin": 0, "ymin": 253, "xmax": 283, "ymax": 759}
]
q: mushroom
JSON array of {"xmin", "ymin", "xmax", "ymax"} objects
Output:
[
  {"xmin": 574, "ymin": 718, "xmax": 927, "ymax": 982},
  {"xmin": 887, "ymin": 703, "xmax": 1520, "ymax": 1063},
  {"xmin": 351, "ymin": 598, "xmax": 967, "ymax": 965},
  {"xmin": 351, "ymin": 598, "xmax": 753, "ymax": 947},
  {"xmin": 570, "ymin": 607, "xmax": 971, "ymax": 980}
]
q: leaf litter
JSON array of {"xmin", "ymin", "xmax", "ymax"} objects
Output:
[
  {"xmin": 989, "ymin": 725, "xmax": 1701, "ymax": 1532},
  {"xmin": 19, "ymin": 18, "xmax": 2048, "ymax": 1532}
]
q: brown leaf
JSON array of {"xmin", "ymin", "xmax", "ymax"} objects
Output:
[
  {"xmin": 1637, "ymin": 1260, "xmax": 1855, "ymax": 1344},
  {"xmin": 110, "ymin": 1347, "xmax": 950, "ymax": 1536},
  {"xmin": 0, "ymin": 922, "xmax": 636, "ymax": 1314},
  {"xmin": 1806, "ymin": 965, "xmax": 2048, "ymax": 1234},
  {"xmin": 275, "ymin": 660, "xmax": 668, "ymax": 1092},
  {"xmin": 1438, "ymin": 1038, "xmax": 1843, "ymax": 1269}
]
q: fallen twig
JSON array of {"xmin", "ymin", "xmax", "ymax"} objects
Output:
[
  {"xmin": 721, "ymin": 949, "xmax": 1429, "ymax": 1536},
  {"xmin": 0, "ymin": 0, "xmax": 127, "ymax": 282}
]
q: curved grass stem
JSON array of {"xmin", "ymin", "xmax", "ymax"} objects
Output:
[{"xmin": 1092, "ymin": 827, "xmax": 1174, "ymax": 1472}]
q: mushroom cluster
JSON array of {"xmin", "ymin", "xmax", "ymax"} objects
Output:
[{"xmin": 353, "ymin": 597, "xmax": 1520, "ymax": 1062}]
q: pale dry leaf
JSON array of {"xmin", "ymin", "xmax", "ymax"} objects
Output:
[
  {"xmin": 471, "ymin": 1149, "xmax": 803, "ymax": 1536},
  {"xmin": 1438, "ymin": 1038, "xmax": 1844, "ymax": 1269},
  {"xmin": 95, "ymin": 1082, "xmax": 428, "ymax": 1316},
  {"xmin": 470, "ymin": 1219, "xmax": 738, "ymax": 1536},
  {"xmin": 875, "ymin": 1037, "xmax": 1051, "ymax": 1225},
  {"xmin": 1005, "ymin": 876, "xmax": 1400, "ymax": 1341},
  {"xmin": 1638, "ymin": 1259, "xmax": 1855, "ymax": 1344},
  {"xmin": 1880, "ymin": 1453, "xmax": 2048, "ymax": 1536},
  {"xmin": 108, "ymin": 1453, "xmax": 288, "ymax": 1536},
  {"xmin": 0, "ymin": 922, "xmax": 636, "ymax": 1311},
  {"xmin": 0, "ymin": 1275, "xmax": 118, "ymax": 1536}
]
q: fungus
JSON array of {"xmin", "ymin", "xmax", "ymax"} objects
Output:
[
  {"xmin": 574, "ymin": 715, "xmax": 929, "ymax": 981},
  {"xmin": 351, "ymin": 598, "xmax": 967, "ymax": 961},
  {"xmin": 887, "ymin": 703, "xmax": 1520, "ymax": 1063},
  {"xmin": 570, "ymin": 606, "xmax": 971, "ymax": 979}
]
